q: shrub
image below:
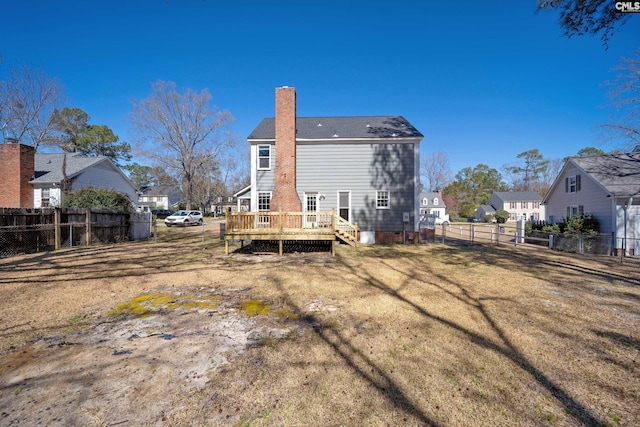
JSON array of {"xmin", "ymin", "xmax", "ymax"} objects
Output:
[
  {"xmin": 62, "ymin": 187, "xmax": 133, "ymax": 213},
  {"xmin": 494, "ymin": 209, "xmax": 510, "ymax": 224}
]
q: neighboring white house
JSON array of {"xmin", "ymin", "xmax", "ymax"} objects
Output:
[
  {"xmin": 247, "ymin": 86, "xmax": 423, "ymax": 244},
  {"xmin": 478, "ymin": 191, "xmax": 545, "ymax": 222},
  {"xmin": 419, "ymin": 191, "xmax": 447, "ymax": 218},
  {"xmin": 138, "ymin": 185, "xmax": 183, "ymax": 210},
  {"xmin": 30, "ymin": 153, "xmax": 138, "ymax": 208},
  {"xmin": 543, "ymin": 148, "xmax": 640, "ymax": 256}
]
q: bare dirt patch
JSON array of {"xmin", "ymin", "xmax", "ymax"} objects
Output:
[{"xmin": 1, "ymin": 223, "xmax": 639, "ymax": 426}]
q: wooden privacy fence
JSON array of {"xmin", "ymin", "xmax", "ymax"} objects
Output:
[{"xmin": 0, "ymin": 208, "xmax": 151, "ymax": 258}]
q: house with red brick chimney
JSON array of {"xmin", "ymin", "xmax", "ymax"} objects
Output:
[
  {"xmin": 0, "ymin": 139, "xmax": 138, "ymax": 209},
  {"xmin": 246, "ymin": 86, "xmax": 423, "ymax": 244}
]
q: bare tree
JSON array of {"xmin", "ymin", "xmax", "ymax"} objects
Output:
[
  {"xmin": 600, "ymin": 49, "xmax": 640, "ymax": 150},
  {"xmin": 3, "ymin": 65, "xmax": 65, "ymax": 149},
  {"xmin": 537, "ymin": 0, "xmax": 631, "ymax": 46},
  {"xmin": 129, "ymin": 81, "xmax": 234, "ymax": 209},
  {"xmin": 421, "ymin": 151, "xmax": 452, "ymax": 191}
]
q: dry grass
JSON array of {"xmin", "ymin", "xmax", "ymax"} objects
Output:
[{"xmin": 1, "ymin": 222, "xmax": 639, "ymax": 426}]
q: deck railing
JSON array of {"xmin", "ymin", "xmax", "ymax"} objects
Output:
[{"xmin": 225, "ymin": 209, "xmax": 358, "ymax": 254}]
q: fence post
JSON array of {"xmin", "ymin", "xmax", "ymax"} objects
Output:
[
  {"xmin": 548, "ymin": 234, "xmax": 554, "ymax": 249},
  {"xmin": 85, "ymin": 208, "xmax": 91, "ymax": 246},
  {"xmin": 201, "ymin": 219, "xmax": 205, "ymax": 242},
  {"xmin": 54, "ymin": 208, "xmax": 61, "ymax": 250}
]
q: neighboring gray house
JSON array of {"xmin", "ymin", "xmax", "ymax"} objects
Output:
[
  {"xmin": 475, "ymin": 204, "xmax": 496, "ymax": 220},
  {"xmin": 31, "ymin": 153, "xmax": 138, "ymax": 208},
  {"xmin": 543, "ymin": 148, "xmax": 640, "ymax": 255},
  {"xmin": 420, "ymin": 191, "xmax": 446, "ymax": 218},
  {"xmin": 479, "ymin": 191, "xmax": 545, "ymax": 222},
  {"xmin": 248, "ymin": 86, "xmax": 423, "ymax": 244}
]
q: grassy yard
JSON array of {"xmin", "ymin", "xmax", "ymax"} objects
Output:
[{"xmin": 0, "ymin": 223, "xmax": 638, "ymax": 426}]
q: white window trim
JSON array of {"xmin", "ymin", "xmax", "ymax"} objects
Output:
[
  {"xmin": 258, "ymin": 145, "xmax": 271, "ymax": 170},
  {"xmin": 568, "ymin": 176, "xmax": 577, "ymax": 194},
  {"xmin": 257, "ymin": 191, "xmax": 272, "ymax": 211},
  {"xmin": 376, "ymin": 190, "xmax": 390, "ymax": 210}
]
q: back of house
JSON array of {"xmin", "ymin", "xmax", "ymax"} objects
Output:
[{"xmin": 247, "ymin": 86, "xmax": 423, "ymax": 244}]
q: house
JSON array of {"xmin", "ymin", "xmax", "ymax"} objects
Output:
[
  {"xmin": 0, "ymin": 138, "xmax": 138, "ymax": 209},
  {"xmin": 475, "ymin": 204, "xmax": 496, "ymax": 221},
  {"xmin": 543, "ymin": 148, "xmax": 640, "ymax": 255},
  {"xmin": 478, "ymin": 191, "xmax": 545, "ymax": 222},
  {"xmin": 246, "ymin": 86, "xmax": 423, "ymax": 244},
  {"xmin": 419, "ymin": 191, "xmax": 447, "ymax": 219},
  {"xmin": 210, "ymin": 195, "xmax": 245, "ymax": 216},
  {"xmin": 138, "ymin": 185, "xmax": 183, "ymax": 211}
]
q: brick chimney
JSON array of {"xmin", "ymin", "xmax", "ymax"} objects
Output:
[
  {"xmin": 270, "ymin": 86, "xmax": 301, "ymax": 212},
  {"xmin": 0, "ymin": 138, "xmax": 35, "ymax": 208}
]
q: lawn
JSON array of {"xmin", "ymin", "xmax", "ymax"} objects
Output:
[{"xmin": 0, "ymin": 223, "xmax": 638, "ymax": 426}]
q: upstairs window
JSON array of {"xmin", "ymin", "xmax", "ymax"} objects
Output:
[
  {"xmin": 258, "ymin": 145, "xmax": 271, "ymax": 170},
  {"xmin": 376, "ymin": 190, "xmax": 390, "ymax": 209},
  {"xmin": 41, "ymin": 188, "xmax": 51, "ymax": 208},
  {"xmin": 510, "ymin": 202, "xmax": 517, "ymax": 209},
  {"xmin": 566, "ymin": 175, "xmax": 581, "ymax": 193},
  {"xmin": 433, "ymin": 197, "xmax": 439, "ymax": 205},
  {"xmin": 521, "ymin": 202, "xmax": 527, "ymax": 209}
]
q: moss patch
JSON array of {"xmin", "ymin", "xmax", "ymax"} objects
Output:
[
  {"xmin": 109, "ymin": 293, "xmax": 220, "ymax": 318},
  {"xmin": 241, "ymin": 300, "xmax": 271, "ymax": 316}
]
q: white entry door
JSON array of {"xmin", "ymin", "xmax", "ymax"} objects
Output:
[
  {"xmin": 338, "ymin": 191, "xmax": 350, "ymax": 222},
  {"xmin": 304, "ymin": 193, "xmax": 318, "ymax": 228}
]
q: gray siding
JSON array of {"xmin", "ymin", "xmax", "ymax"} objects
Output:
[
  {"xmin": 295, "ymin": 142, "xmax": 416, "ymax": 232},
  {"xmin": 72, "ymin": 162, "xmax": 138, "ymax": 204},
  {"xmin": 256, "ymin": 143, "xmax": 275, "ymax": 191},
  {"xmin": 545, "ymin": 165, "xmax": 615, "ymax": 233}
]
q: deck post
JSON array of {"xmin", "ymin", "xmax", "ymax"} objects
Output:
[
  {"xmin": 279, "ymin": 238, "xmax": 283, "ymax": 256},
  {"xmin": 225, "ymin": 239, "xmax": 229, "ymax": 255},
  {"xmin": 279, "ymin": 210, "xmax": 283, "ymax": 233}
]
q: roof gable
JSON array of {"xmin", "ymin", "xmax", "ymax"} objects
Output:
[
  {"xmin": 32, "ymin": 153, "xmax": 106, "ymax": 183},
  {"xmin": 569, "ymin": 152, "xmax": 640, "ymax": 198},
  {"xmin": 248, "ymin": 116, "xmax": 423, "ymax": 140},
  {"xmin": 419, "ymin": 192, "xmax": 446, "ymax": 208}
]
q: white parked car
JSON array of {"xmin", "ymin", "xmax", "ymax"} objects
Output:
[
  {"xmin": 164, "ymin": 210, "xmax": 204, "ymax": 227},
  {"xmin": 434, "ymin": 216, "xmax": 450, "ymax": 226}
]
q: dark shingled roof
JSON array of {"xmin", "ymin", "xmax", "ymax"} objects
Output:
[
  {"xmin": 248, "ymin": 116, "xmax": 423, "ymax": 140},
  {"xmin": 31, "ymin": 153, "xmax": 106, "ymax": 183},
  {"xmin": 570, "ymin": 152, "xmax": 640, "ymax": 197},
  {"xmin": 492, "ymin": 191, "xmax": 543, "ymax": 202}
]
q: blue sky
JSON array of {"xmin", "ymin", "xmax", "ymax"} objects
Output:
[{"xmin": 1, "ymin": 1, "xmax": 639, "ymax": 182}]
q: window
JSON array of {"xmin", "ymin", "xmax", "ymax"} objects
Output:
[
  {"xmin": 510, "ymin": 202, "xmax": 517, "ymax": 209},
  {"xmin": 566, "ymin": 175, "xmax": 581, "ymax": 193},
  {"xmin": 533, "ymin": 202, "xmax": 539, "ymax": 209},
  {"xmin": 433, "ymin": 197, "xmax": 439, "ymax": 205},
  {"xmin": 422, "ymin": 198, "xmax": 428, "ymax": 205},
  {"xmin": 376, "ymin": 190, "xmax": 390, "ymax": 209},
  {"xmin": 567, "ymin": 205, "xmax": 583, "ymax": 218},
  {"xmin": 521, "ymin": 202, "xmax": 527, "ymax": 209},
  {"xmin": 258, "ymin": 192, "xmax": 271, "ymax": 211},
  {"xmin": 41, "ymin": 188, "xmax": 51, "ymax": 208},
  {"xmin": 258, "ymin": 145, "xmax": 271, "ymax": 170},
  {"xmin": 510, "ymin": 213, "xmax": 516, "ymax": 221}
]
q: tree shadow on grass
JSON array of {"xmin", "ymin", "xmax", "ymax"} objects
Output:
[
  {"xmin": 335, "ymin": 249, "xmax": 607, "ymax": 426},
  {"xmin": 271, "ymin": 277, "xmax": 441, "ymax": 426}
]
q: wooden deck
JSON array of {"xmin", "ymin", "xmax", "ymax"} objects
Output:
[{"xmin": 224, "ymin": 209, "xmax": 358, "ymax": 255}]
